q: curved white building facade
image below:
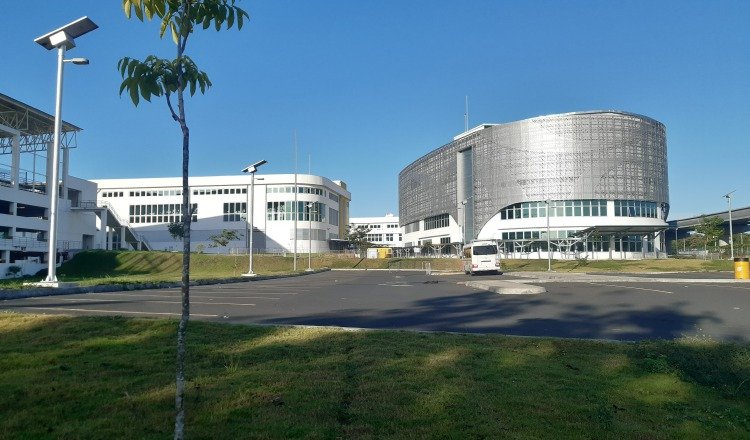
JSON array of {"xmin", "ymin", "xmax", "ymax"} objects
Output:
[
  {"xmin": 95, "ymin": 174, "xmax": 351, "ymax": 254},
  {"xmin": 398, "ymin": 111, "xmax": 669, "ymax": 260}
]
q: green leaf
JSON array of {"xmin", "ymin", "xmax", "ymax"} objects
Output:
[
  {"xmin": 170, "ymin": 21, "xmax": 179, "ymax": 44},
  {"xmin": 133, "ymin": 2, "xmax": 144, "ymax": 20},
  {"xmin": 129, "ymin": 80, "xmax": 140, "ymax": 106},
  {"xmin": 237, "ymin": 9, "xmax": 245, "ymax": 29},
  {"xmin": 227, "ymin": 7, "xmax": 234, "ymax": 28}
]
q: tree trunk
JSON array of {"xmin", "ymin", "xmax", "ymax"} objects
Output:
[{"xmin": 174, "ymin": 36, "xmax": 191, "ymax": 439}]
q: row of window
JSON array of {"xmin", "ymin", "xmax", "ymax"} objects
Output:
[
  {"xmin": 501, "ymin": 200, "xmax": 609, "ymax": 220},
  {"xmin": 266, "ymin": 201, "xmax": 327, "ymax": 222},
  {"xmin": 128, "ymin": 203, "xmax": 197, "ymax": 224},
  {"xmin": 358, "ymin": 223, "xmax": 399, "ymax": 230},
  {"xmin": 405, "ymin": 222, "xmax": 420, "ymax": 233},
  {"xmin": 613, "ymin": 200, "xmax": 659, "ymax": 218},
  {"xmin": 501, "ymin": 229, "xmax": 582, "ymax": 240},
  {"xmin": 101, "ymin": 191, "xmax": 124, "ymax": 198},
  {"xmin": 193, "ymin": 187, "xmax": 247, "ymax": 196},
  {"xmin": 223, "ymin": 202, "xmax": 247, "ymax": 222},
  {"xmin": 128, "ymin": 189, "xmax": 184, "ymax": 197},
  {"xmin": 329, "ymin": 192, "xmax": 340, "ymax": 203},
  {"xmin": 266, "ymin": 186, "xmax": 325, "ymax": 196},
  {"xmin": 365, "ymin": 233, "xmax": 403, "ymax": 242},
  {"xmin": 425, "ymin": 213, "xmax": 450, "ymax": 230},
  {"xmin": 500, "ymin": 235, "xmax": 653, "ymax": 253}
]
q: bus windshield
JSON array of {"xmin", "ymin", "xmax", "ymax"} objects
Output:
[{"xmin": 472, "ymin": 245, "xmax": 497, "ymax": 255}]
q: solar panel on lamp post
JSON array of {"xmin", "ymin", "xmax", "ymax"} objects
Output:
[
  {"xmin": 241, "ymin": 160, "xmax": 267, "ymax": 277},
  {"xmin": 34, "ymin": 17, "xmax": 97, "ymax": 286}
]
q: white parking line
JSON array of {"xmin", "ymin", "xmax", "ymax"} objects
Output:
[
  {"xmin": 588, "ymin": 283, "xmax": 674, "ymax": 294},
  {"xmin": 702, "ymin": 284, "xmax": 750, "ymax": 291},
  {"xmin": 28, "ymin": 297, "xmax": 257, "ymax": 307},
  {"xmin": 18, "ymin": 306, "xmax": 219, "ymax": 317}
]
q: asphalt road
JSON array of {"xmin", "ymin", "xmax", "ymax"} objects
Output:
[{"xmin": 2, "ymin": 270, "xmax": 749, "ymax": 342}]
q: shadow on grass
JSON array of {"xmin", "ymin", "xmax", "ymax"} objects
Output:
[{"xmin": 0, "ymin": 313, "xmax": 748, "ymax": 438}]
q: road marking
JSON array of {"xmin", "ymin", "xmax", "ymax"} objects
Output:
[
  {"xmin": 377, "ymin": 283, "xmax": 412, "ymax": 287},
  {"xmin": 587, "ymin": 283, "xmax": 674, "ymax": 294},
  {"xmin": 28, "ymin": 297, "xmax": 257, "ymax": 307},
  {"xmin": 701, "ymin": 284, "xmax": 750, "ymax": 291},
  {"xmin": 17, "ymin": 306, "xmax": 219, "ymax": 317}
]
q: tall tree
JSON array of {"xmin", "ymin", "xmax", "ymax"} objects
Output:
[
  {"xmin": 117, "ymin": 1, "xmax": 248, "ymax": 438},
  {"xmin": 695, "ymin": 215, "xmax": 724, "ymax": 250},
  {"xmin": 345, "ymin": 224, "xmax": 372, "ymax": 254}
]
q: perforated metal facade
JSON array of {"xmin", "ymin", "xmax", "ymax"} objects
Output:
[{"xmin": 398, "ymin": 111, "xmax": 668, "ymax": 235}]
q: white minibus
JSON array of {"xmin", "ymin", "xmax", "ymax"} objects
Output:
[{"xmin": 462, "ymin": 240, "xmax": 501, "ymax": 275}]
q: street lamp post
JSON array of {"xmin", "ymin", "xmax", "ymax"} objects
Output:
[
  {"xmin": 545, "ymin": 199, "xmax": 552, "ymax": 272},
  {"xmin": 241, "ymin": 160, "xmax": 267, "ymax": 277},
  {"xmin": 724, "ymin": 190, "xmax": 736, "ymax": 260},
  {"xmin": 306, "ymin": 202, "xmax": 315, "ymax": 272},
  {"xmin": 35, "ymin": 17, "xmax": 97, "ymax": 286},
  {"xmin": 306, "ymin": 203, "xmax": 317, "ymax": 271}
]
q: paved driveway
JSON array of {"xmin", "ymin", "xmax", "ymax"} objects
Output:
[{"xmin": 2, "ymin": 270, "xmax": 748, "ymax": 342}]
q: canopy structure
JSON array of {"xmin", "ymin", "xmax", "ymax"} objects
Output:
[
  {"xmin": 0, "ymin": 92, "xmax": 81, "ymax": 154},
  {"xmin": 574, "ymin": 224, "xmax": 667, "ymax": 237}
]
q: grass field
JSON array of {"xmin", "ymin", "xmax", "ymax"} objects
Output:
[
  {"xmin": 0, "ymin": 250, "xmax": 733, "ymax": 290},
  {"xmin": 0, "ymin": 313, "xmax": 748, "ymax": 438}
]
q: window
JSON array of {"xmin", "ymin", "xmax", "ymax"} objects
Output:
[
  {"xmin": 614, "ymin": 200, "xmax": 657, "ymax": 218},
  {"xmin": 424, "ymin": 213, "xmax": 449, "ymax": 230},
  {"xmin": 329, "ymin": 208, "xmax": 339, "ymax": 226},
  {"xmin": 266, "ymin": 201, "xmax": 326, "ymax": 222},
  {"xmin": 223, "ymin": 202, "xmax": 246, "ymax": 222},
  {"xmin": 128, "ymin": 203, "xmax": 197, "ymax": 224},
  {"xmin": 405, "ymin": 221, "xmax": 420, "ymax": 233},
  {"xmin": 386, "ymin": 233, "xmax": 394, "ymax": 241},
  {"xmin": 500, "ymin": 200, "xmax": 608, "ymax": 219}
]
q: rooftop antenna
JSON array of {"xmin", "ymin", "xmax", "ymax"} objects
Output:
[{"xmin": 464, "ymin": 95, "xmax": 469, "ymax": 132}]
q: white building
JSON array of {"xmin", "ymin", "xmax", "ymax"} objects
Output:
[
  {"xmin": 94, "ymin": 174, "xmax": 351, "ymax": 253},
  {"xmin": 0, "ymin": 93, "xmax": 105, "ymax": 277},
  {"xmin": 399, "ymin": 112, "xmax": 670, "ymax": 260},
  {"xmin": 349, "ymin": 214, "xmax": 404, "ymax": 247}
]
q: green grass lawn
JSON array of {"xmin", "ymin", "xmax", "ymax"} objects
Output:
[{"xmin": 0, "ymin": 313, "xmax": 748, "ymax": 438}]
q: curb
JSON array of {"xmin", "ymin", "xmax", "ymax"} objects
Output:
[
  {"xmin": 0, "ymin": 268, "xmax": 330, "ymax": 301},
  {"xmin": 465, "ymin": 280, "xmax": 546, "ymax": 295}
]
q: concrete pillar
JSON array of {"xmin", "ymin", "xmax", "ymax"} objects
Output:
[
  {"xmin": 609, "ymin": 236, "xmax": 614, "ymax": 260},
  {"xmin": 62, "ymin": 147, "xmax": 69, "ymax": 201},
  {"xmin": 120, "ymin": 226, "xmax": 126, "ymax": 250},
  {"xmin": 99, "ymin": 209, "xmax": 108, "ymax": 249},
  {"xmin": 46, "ymin": 143, "xmax": 54, "ymax": 196},
  {"xmin": 11, "ymin": 134, "xmax": 20, "ymax": 189}
]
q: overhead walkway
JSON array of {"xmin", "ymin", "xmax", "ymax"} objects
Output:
[{"xmin": 72, "ymin": 200, "xmax": 151, "ymax": 251}]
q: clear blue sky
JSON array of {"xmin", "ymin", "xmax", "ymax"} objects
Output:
[{"xmin": 2, "ymin": 0, "xmax": 748, "ymax": 219}]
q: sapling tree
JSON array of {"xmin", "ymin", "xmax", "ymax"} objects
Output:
[{"xmin": 117, "ymin": 1, "xmax": 248, "ymax": 438}]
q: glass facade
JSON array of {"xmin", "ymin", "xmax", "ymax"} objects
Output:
[
  {"xmin": 500, "ymin": 200, "xmax": 608, "ymax": 220},
  {"xmin": 266, "ymin": 201, "xmax": 326, "ymax": 222},
  {"xmin": 424, "ymin": 213, "xmax": 449, "ymax": 230},
  {"xmin": 614, "ymin": 200, "xmax": 658, "ymax": 218},
  {"xmin": 399, "ymin": 111, "xmax": 669, "ymax": 237}
]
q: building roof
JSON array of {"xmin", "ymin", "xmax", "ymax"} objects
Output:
[{"xmin": 0, "ymin": 92, "xmax": 81, "ymax": 136}]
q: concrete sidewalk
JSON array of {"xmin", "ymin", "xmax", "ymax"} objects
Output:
[
  {"xmin": 505, "ymin": 271, "xmax": 744, "ymax": 283},
  {"xmin": 465, "ymin": 271, "xmax": 746, "ymax": 295}
]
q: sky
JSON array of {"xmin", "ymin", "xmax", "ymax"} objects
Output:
[{"xmin": 1, "ymin": 0, "xmax": 748, "ymax": 219}]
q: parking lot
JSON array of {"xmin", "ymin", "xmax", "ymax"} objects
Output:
[{"xmin": 2, "ymin": 270, "xmax": 749, "ymax": 342}]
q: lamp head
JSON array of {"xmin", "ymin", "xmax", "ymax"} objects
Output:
[
  {"xmin": 65, "ymin": 58, "xmax": 89, "ymax": 65},
  {"xmin": 241, "ymin": 159, "xmax": 267, "ymax": 174}
]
